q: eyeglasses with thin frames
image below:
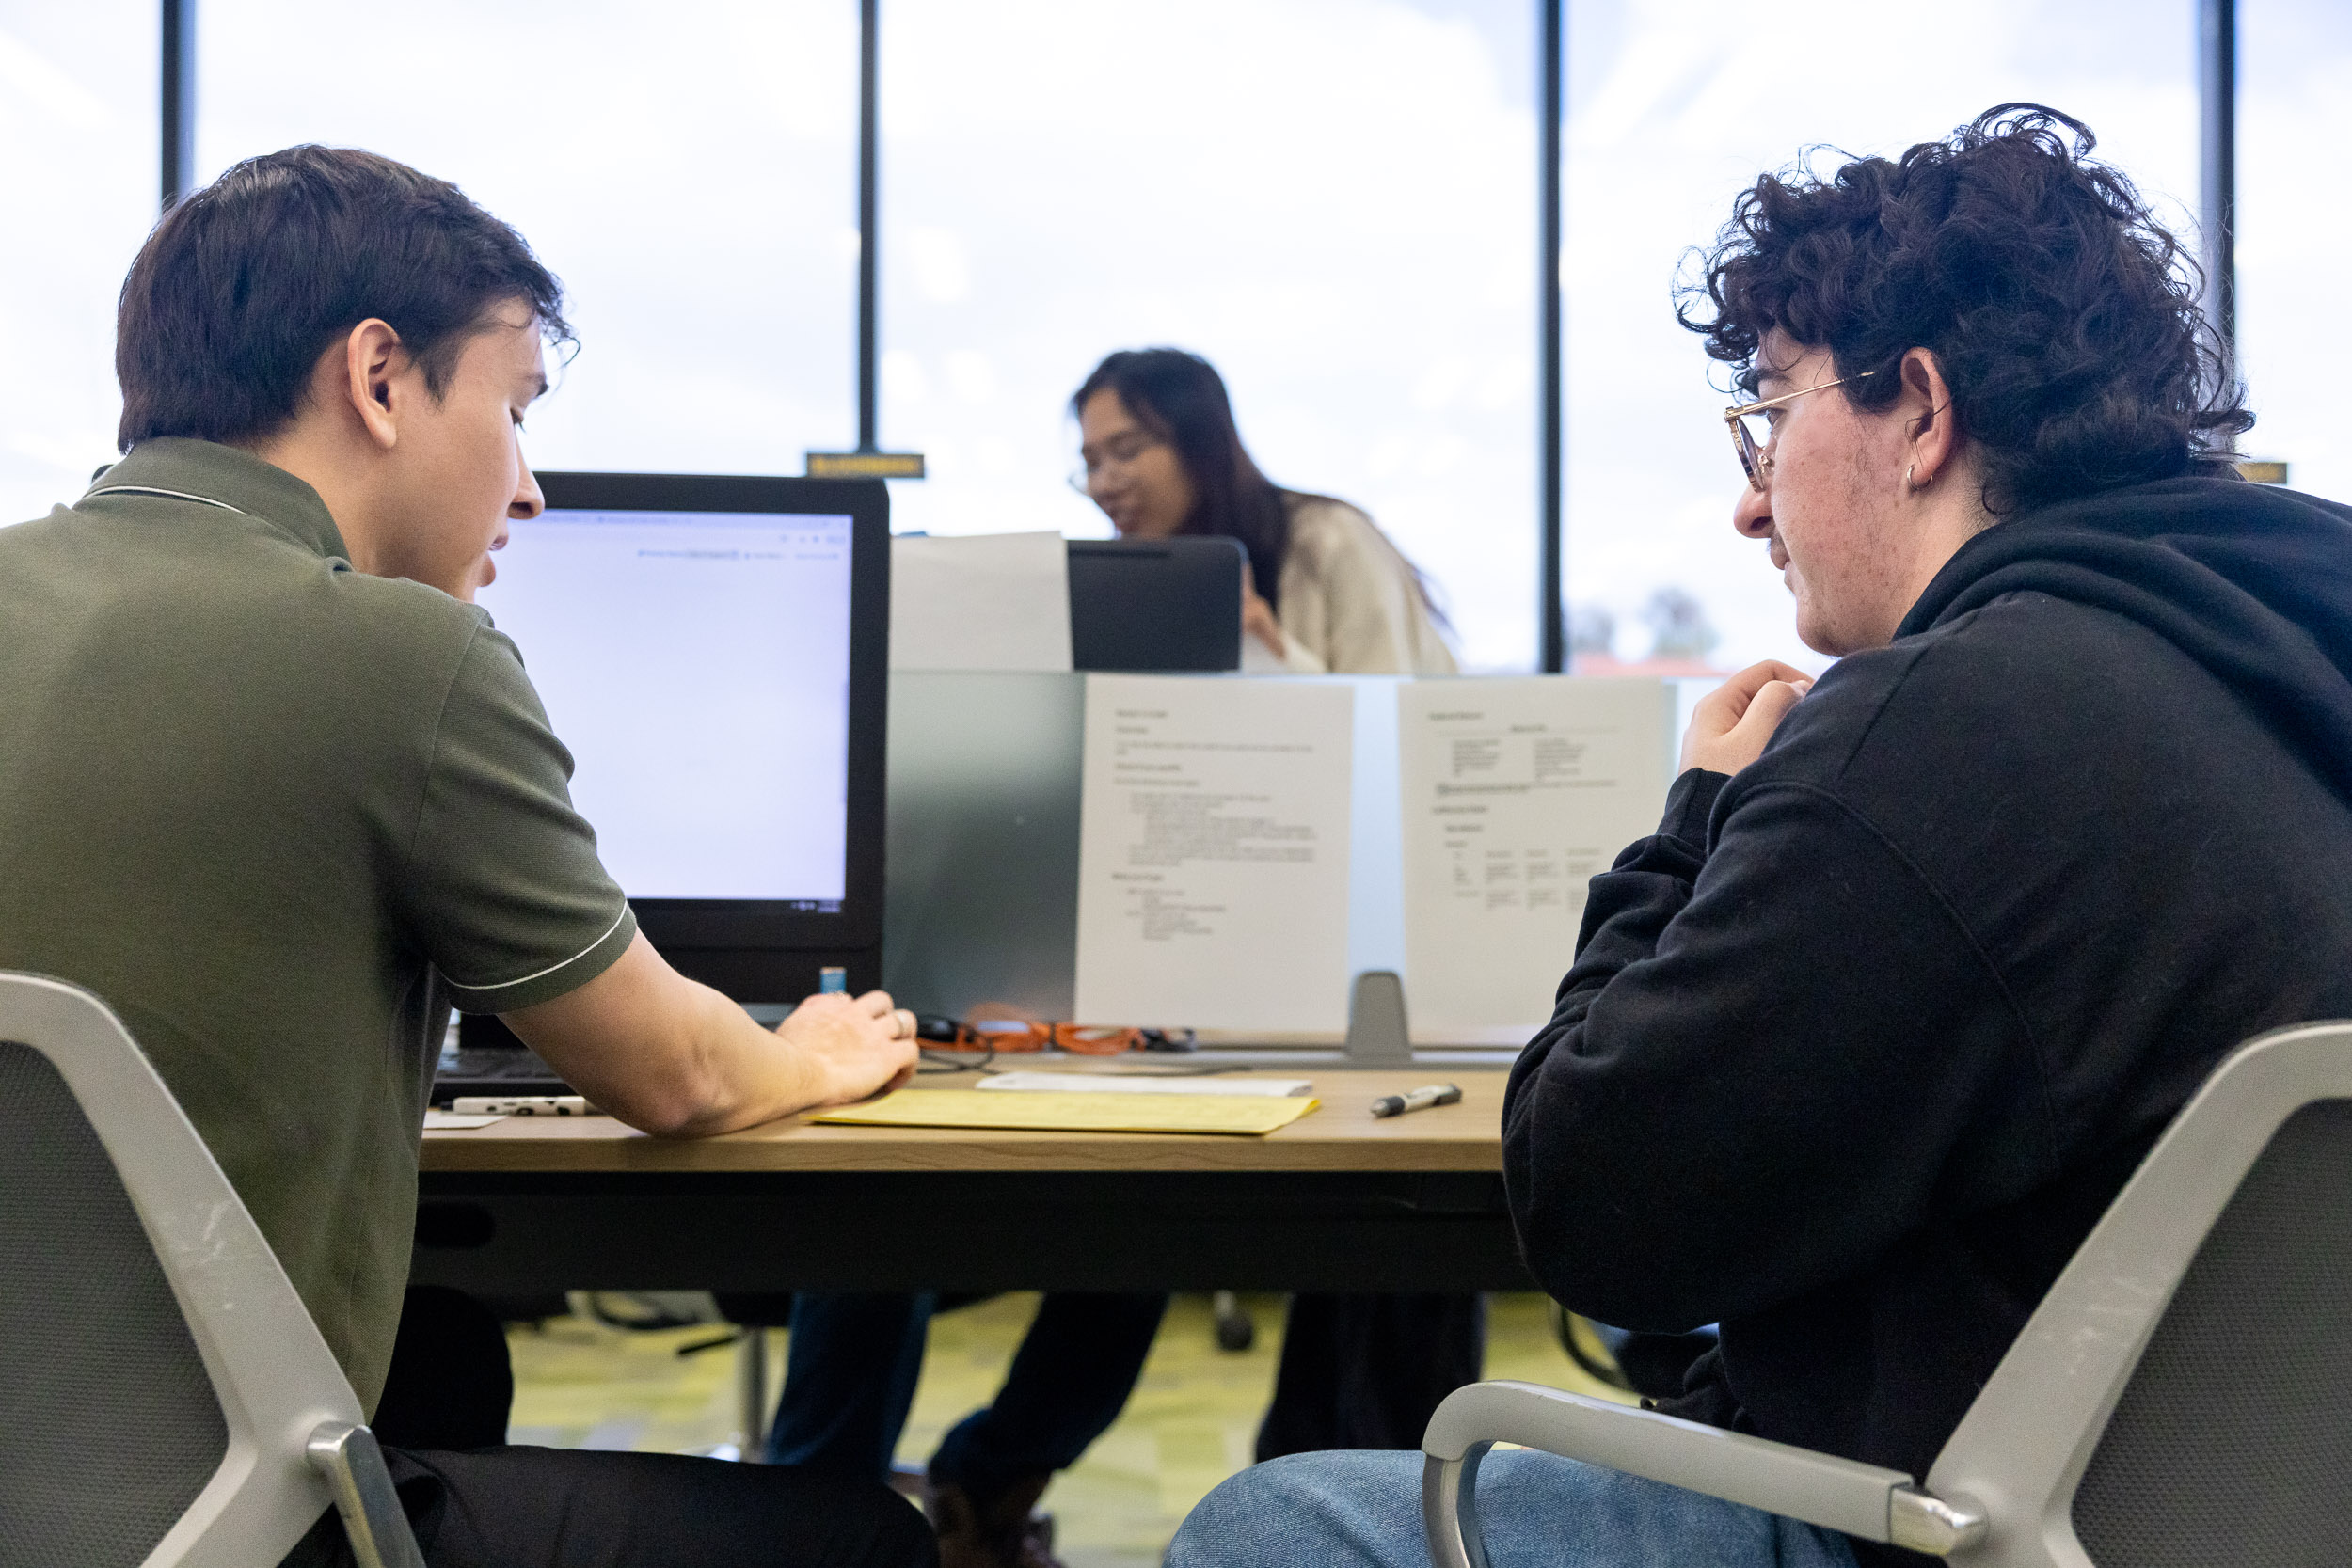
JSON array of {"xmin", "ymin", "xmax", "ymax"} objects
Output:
[
  {"xmin": 1068, "ymin": 432, "xmax": 1168, "ymax": 496},
  {"xmin": 1724, "ymin": 371, "xmax": 1874, "ymax": 491}
]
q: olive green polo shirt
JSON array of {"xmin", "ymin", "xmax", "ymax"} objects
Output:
[{"xmin": 0, "ymin": 438, "xmax": 636, "ymax": 1410}]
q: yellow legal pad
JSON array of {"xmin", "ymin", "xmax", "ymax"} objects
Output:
[{"xmin": 811, "ymin": 1088, "xmax": 1320, "ymax": 1137}]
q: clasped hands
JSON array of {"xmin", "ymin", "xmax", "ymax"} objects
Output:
[{"xmin": 1679, "ymin": 659, "xmax": 1815, "ymax": 778}]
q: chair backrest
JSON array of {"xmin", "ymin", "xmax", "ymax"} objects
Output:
[
  {"xmin": 0, "ymin": 974, "xmax": 369, "ymax": 1568},
  {"xmin": 1926, "ymin": 1020, "xmax": 2352, "ymax": 1568}
]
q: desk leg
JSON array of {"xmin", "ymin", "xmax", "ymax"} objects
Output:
[{"xmin": 738, "ymin": 1327, "xmax": 771, "ymax": 1458}]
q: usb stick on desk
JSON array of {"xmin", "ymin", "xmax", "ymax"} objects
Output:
[
  {"xmin": 450, "ymin": 1095, "xmax": 596, "ymax": 1117},
  {"xmin": 1369, "ymin": 1083, "xmax": 1461, "ymax": 1118}
]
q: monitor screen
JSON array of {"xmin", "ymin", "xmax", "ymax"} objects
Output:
[{"xmin": 476, "ymin": 506, "xmax": 854, "ymax": 903}]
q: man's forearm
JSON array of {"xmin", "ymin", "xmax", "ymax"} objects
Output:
[
  {"xmin": 501, "ymin": 934, "xmax": 816, "ymax": 1136},
  {"xmin": 647, "ymin": 976, "xmax": 823, "ymax": 1136},
  {"xmin": 1499, "ymin": 775, "xmax": 2022, "ymax": 1330},
  {"xmin": 1530, "ymin": 768, "xmax": 1724, "ymax": 1050}
]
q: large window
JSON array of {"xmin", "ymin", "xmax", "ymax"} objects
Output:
[
  {"xmin": 0, "ymin": 2, "xmax": 156, "ymax": 525},
  {"xmin": 1563, "ymin": 0, "xmax": 2199, "ymax": 673},
  {"xmin": 24, "ymin": 0, "xmax": 2312, "ymax": 671},
  {"xmin": 196, "ymin": 0, "xmax": 858, "ymax": 477},
  {"xmin": 2237, "ymin": 0, "xmax": 2351, "ymax": 505},
  {"xmin": 878, "ymin": 0, "xmax": 1542, "ymax": 672}
]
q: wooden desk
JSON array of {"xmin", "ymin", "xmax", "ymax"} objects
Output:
[
  {"xmin": 411, "ymin": 1066, "xmax": 1534, "ymax": 1296},
  {"xmin": 421, "ymin": 1069, "xmax": 1504, "ymax": 1174}
]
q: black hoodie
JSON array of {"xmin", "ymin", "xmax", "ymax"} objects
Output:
[{"xmin": 1503, "ymin": 476, "xmax": 2352, "ymax": 1562}]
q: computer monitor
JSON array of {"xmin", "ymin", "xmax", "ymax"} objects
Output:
[
  {"xmin": 472, "ymin": 470, "xmax": 890, "ymax": 1002},
  {"xmin": 1066, "ymin": 537, "xmax": 1245, "ymax": 672}
]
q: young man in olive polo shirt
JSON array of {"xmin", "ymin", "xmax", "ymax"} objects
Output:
[{"xmin": 0, "ymin": 146, "xmax": 932, "ymax": 1568}]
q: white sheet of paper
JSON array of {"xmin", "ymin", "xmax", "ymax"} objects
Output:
[
  {"xmin": 1074, "ymin": 675, "xmax": 1354, "ymax": 1032},
  {"xmin": 1239, "ymin": 634, "xmax": 1290, "ymax": 674},
  {"xmin": 977, "ymin": 1071, "xmax": 1314, "ymax": 1097},
  {"xmin": 1400, "ymin": 677, "xmax": 1671, "ymax": 1037},
  {"xmin": 421, "ymin": 1111, "xmax": 505, "ymax": 1130},
  {"xmin": 889, "ymin": 532, "xmax": 1072, "ymax": 672}
]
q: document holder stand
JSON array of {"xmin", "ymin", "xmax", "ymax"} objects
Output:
[{"xmin": 1344, "ymin": 970, "xmax": 1413, "ymax": 1067}]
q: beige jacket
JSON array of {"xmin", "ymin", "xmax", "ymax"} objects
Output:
[{"xmin": 1270, "ymin": 496, "xmax": 1458, "ymax": 675}]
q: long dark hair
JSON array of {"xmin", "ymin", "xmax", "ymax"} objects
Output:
[{"xmin": 1073, "ymin": 349, "xmax": 1294, "ymax": 609}]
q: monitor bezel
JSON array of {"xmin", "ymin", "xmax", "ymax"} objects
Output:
[{"xmin": 528, "ymin": 470, "xmax": 889, "ymax": 957}]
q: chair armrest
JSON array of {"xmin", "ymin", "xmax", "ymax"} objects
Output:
[
  {"xmin": 1422, "ymin": 1381, "xmax": 1984, "ymax": 1566},
  {"xmin": 306, "ymin": 1421, "xmax": 426, "ymax": 1568}
]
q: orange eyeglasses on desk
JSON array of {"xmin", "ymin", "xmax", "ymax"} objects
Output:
[{"xmin": 913, "ymin": 1001, "xmax": 1189, "ymax": 1059}]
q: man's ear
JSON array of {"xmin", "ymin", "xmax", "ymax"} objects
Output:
[
  {"xmin": 341, "ymin": 318, "xmax": 409, "ymax": 452},
  {"xmin": 1900, "ymin": 346, "xmax": 1962, "ymax": 491}
]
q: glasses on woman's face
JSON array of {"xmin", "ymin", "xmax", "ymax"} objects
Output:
[
  {"xmin": 1068, "ymin": 431, "xmax": 1166, "ymax": 496},
  {"xmin": 1724, "ymin": 370, "xmax": 1875, "ymax": 491}
]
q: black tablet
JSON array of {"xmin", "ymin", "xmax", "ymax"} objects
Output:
[{"xmin": 1067, "ymin": 536, "xmax": 1245, "ymax": 672}]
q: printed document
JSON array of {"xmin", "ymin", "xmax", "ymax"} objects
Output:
[
  {"xmin": 889, "ymin": 531, "xmax": 1073, "ymax": 672},
  {"xmin": 977, "ymin": 1071, "xmax": 1314, "ymax": 1098},
  {"xmin": 1400, "ymin": 678, "xmax": 1670, "ymax": 1037},
  {"xmin": 1074, "ymin": 675, "xmax": 1353, "ymax": 1031},
  {"xmin": 813, "ymin": 1087, "xmax": 1319, "ymax": 1136}
]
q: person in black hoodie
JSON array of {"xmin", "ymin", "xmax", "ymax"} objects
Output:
[{"xmin": 1167, "ymin": 102, "xmax": 2352, "ymax": 1568}]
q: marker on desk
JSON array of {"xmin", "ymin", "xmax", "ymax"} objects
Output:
[{"xmin": 1370, "ymin": 1083, "xmax": 1462, "ymax": 1118}]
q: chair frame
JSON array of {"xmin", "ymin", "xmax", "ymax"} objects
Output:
[
  {"xmin": 1424, "ymin": 1019, "xmax": 2352, "ymax": 1567},
  {"xmin": 0, "ymin": 973, "xmax": 423, "ymax": 1568}
]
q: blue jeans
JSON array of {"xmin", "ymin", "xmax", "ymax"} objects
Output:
[
  {"xmin": 765, "ymin": 1291, "xmax": 1167, "ymax": 1500},
  {"xmin": 1167, "ymin": 1449, "xmax": 1862, "ymax": 1568}
]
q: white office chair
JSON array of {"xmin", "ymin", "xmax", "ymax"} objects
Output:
[
  {"xmin": 0, "ymin": 972, "xmax": 424, "ymax": 1568},
  {"xmin": 1424, "ymin": 1019, "xmax": 2352, "ymax": 1566}
]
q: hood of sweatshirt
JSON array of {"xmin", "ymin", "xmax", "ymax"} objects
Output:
[{"xmin": 1899, "ymin": 476, "xmax": 2352, "ymax": 798}]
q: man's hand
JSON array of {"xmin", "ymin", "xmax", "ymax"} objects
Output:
[
  {"xmin": 503, "ymin": 934, "xmax": 919, "ymax": 1136},
  {"xmin": 777, "ymin": 989, "xmax": 919, "ymax": 1106},
  {"xmin": 1679, "ymin": 660, "xmax": 1815, "ymax": 777}
]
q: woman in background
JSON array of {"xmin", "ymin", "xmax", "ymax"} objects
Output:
[
  {"xmin": 1073, "ymin": 346, "xmax": 1482, "ymax": 1464},
  {"xmin": 770, "ymin": 355, "xmax": 1470, "ymax": 1568},
  {"xmin": 1072, "ymin": 348, "xmax": 1457, "ymax": 677}
]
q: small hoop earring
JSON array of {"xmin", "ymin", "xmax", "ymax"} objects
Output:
[{"xmin": 1905, "ymin": 462, "xmax": 1922, "ymax": 492}]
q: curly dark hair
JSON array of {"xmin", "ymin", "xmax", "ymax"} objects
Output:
[{"xmin": 1678, "ymin": 103, "xmax": 2250, "ymax": 517}]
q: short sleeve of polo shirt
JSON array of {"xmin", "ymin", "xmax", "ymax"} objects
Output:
[{"xmin": 405, "ymin": 621, "xmax": 637, "ymax": 1013}]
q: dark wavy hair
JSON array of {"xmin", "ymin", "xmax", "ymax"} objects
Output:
[
  {"xmin": 118, "ymin": 145, "xmax": 571, "ymax": 451},
  {"xmin": 1678, "ymin": 104, "xmax": 2250, "ymax": 517},
  {"xmin": 1073, "ymin": 348, "xmax": 1295, "ymax": 607}
]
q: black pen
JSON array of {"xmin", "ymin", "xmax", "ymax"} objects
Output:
[{"xmin": 1370, "ymin": 1083, "xmax": 1462, "ymax": 1118}]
